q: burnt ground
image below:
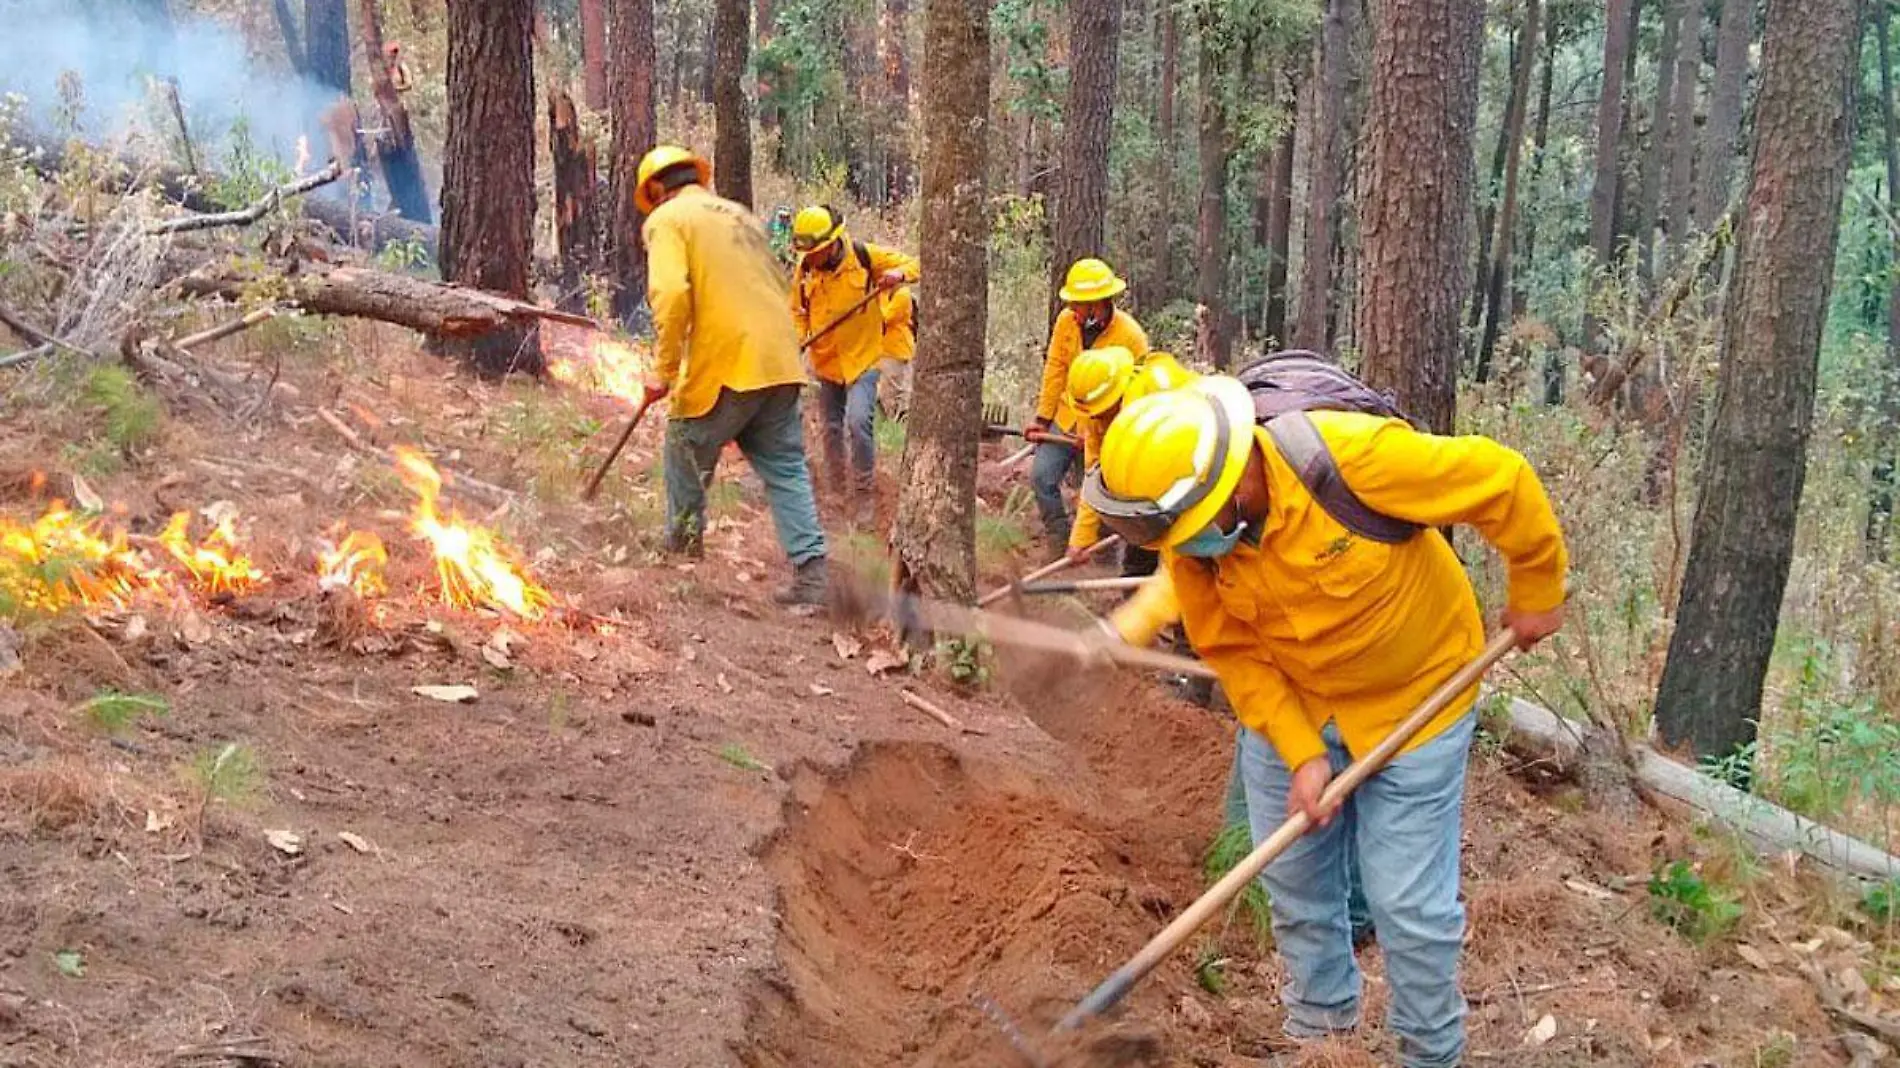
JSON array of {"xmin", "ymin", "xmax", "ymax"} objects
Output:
[{"xmin": 0, "ymin": 321, "xmax": 1873, "ymax": 1067}]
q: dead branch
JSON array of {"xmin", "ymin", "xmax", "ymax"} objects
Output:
[
  {"xmin": 0, "ymin": 303, "xmax": 91, "ymax": 368},
  {"xmin": 1586, "ymin": 210, "xmax": 1735, "ymax": 408},
  {"xmin": 0, "ymin": 344, "xmax": 54, "ymax": 371},
  {"xmin": 178, "ymin": 261, "xmax": 599, "ymax": 340},
  {"xmin": 313, "ymin": 407, "xmax": 515, "ymax": 504},
  {"xmin": 898, "ymin": 688, "xmax": 986, "ymax": 735},
  {"xmin": 148, "ymin": 161, "xmax": 345, "ymax": 235},
  {"xmin": 175, "ymin": 307, "xmax": 278, "ymax": 351}
]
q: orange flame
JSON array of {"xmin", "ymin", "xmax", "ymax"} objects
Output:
[
  {"xmin": 157, "ymin": 511, "xmax": 266, "ymax": 595},
  {"xmin": 317, "ymin": 530, "xmax": 388, "ymax": 597},
  {"xmin": 549, "ymin": 336, "xmax": 648, "ymax": 405},
  {"xmin": 0, "ymin": 503, "xmax": 167, "ymax": 612},
  {"xmin": 391, "ymin": 447, "xmax": 550, "ymax": 619}
]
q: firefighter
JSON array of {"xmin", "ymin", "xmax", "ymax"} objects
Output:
[
  {"xmin": 634, "ymin": 145, "xmax": 831, "ymax": 606},
  {"xmin": 789, "ymin": 205, "xmax": 920, "ymax": 527},
  {"xmin": 1063, "ymin": 349, "xmax": 1194, "ymax": 574},
  {"xmin": 876, "ymin": 282, "xmax": 916, "ymax": 421},
  {"xmin": 384, "ymin": 41, "xmax": 414, "ymax": 93},
  {"xmin": 1031, "ymin": 257, "xmax": 1149, "ymax": 558}
]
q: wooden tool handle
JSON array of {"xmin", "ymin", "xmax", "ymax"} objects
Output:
[
  {"xmin": 1056, "ymin": 628, "xmax": 1518, "ymax": 1030},
  {"xmin": 798, "ymin": 287, "xmax": 886, "ymax": 353},
  {"xmin": 581, "ymin": 393, "xmax": 658, "ymax": 501},
  {"xmin": 976, "ymin": 536, "xmax": 1121, "ymax": 607}
]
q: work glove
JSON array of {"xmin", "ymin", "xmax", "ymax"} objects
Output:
[{"xmin": 641, "ymin": 377, "xmax": 671, "ymax": 405}]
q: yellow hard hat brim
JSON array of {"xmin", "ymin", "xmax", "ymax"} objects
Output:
[
  {"xmin": 1059, "ymin": 276, "xmax": 1128, "ymax": 304},
  {"xmin": 1075, "ymin": 381, "xmax": 1128, "ymax": 418},
  {"xmin": 635, "ymin": 157, "xmax": 712, "ymax": 214},
  {"xmin": 1157, "ymin": 376, "xmax": 1256, "ymax": 550}
]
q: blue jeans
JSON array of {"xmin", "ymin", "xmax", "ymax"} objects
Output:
[
  {"xmin": 1240, "ymin": 714, "xmax": 1475, "ymax": 1068},
  {"xmin": 1029, "ymin": 438, "xmax": 1081, "ymax": 541},
  {"xmin": 662, "ymin": 385, "xmax": 827, "ymax": 565},
  {"xmin": 1224, "ymin": 737, "xmax": 1373, "ymax": 932},
  {"xmin": 819, "ymin": 370, "xmax": 881, "ymax": 491}
]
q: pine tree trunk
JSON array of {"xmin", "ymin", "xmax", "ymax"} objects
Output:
[
  {"xmin": 1699, "ymin": 0, "xmax": 1753, "ymax": 224},
  {"xmin": 1468, "ymin": 25, "xmax": 1521, "ymax": 346},
  {"xmin": 550, "ymin": 87, "xmax": 598, "ymax": 305},
  {"xmin": 1143, "ymin": 4, "xmax": 1179, "ymax": 313},
  {"xmin": 1528, "ymin": 18, "xmax": 1560, "ymax": 404},
  {"xmin": 1195, "ymin": 23, "xmax": 1232, "ymax": 370},
  {"xmin": 712, "ymin": 0, "xmax": 754, "ymax": 207},
  {"xmin": 1869, "ymin": 2, "xmax": 1900, "ymax": 560},
  {"xmin": 1635, "ymin": 0, "xmax": 1682, "ymax": 283},
  {"xmin": 1293, "ymin": 0, "xmax": 1355, "ymax": 351},
  {"xmin": 1355, "ymin": 0, "xmax": 1483, "ymax": 434},
  {"xmin": 1665, "ymin": 0, "xmax": 1703, "ymax": 253},
  {"xmin": 1587, "ymin": 0, "xmax": 1636, "ymax": 346},
  {"xmin": 581, "ymin": 0, "xmax": 609, "ymax": 111},
  {"xmin": 756, "ymin": 0, "xmax": 778, "ymax": 132},
  {"xmin": 1477, "ymin": 0, "xmax": 1540, "ymax": 382},
  {"xmin": 274, "ymin": 0, "xmax": 308, "ymax": 77},
  {"xmin": 894, "ymin": 0, "xmax": 988, "ymax": 603},
  {"xmin": 440, "ymin": 0, "xmax": 540, "ymax": 376},
  {"xmin": 306, "ymin": 0, "xmax": 351, "ymax": 95},
  {"xmin": 359, "ymin": 0, "xmax": 433, "ymax": 223},
  {"xmin": 607, "ymin": 0, "xmax": 657, "ymax": 325},
  {"xmin": 882, "ymin": 0, "xmax": 914, "ymax": 198},
  {"xmin": 1262, "ymin": 79, "xmax": 1298, "ymax": 348},
  {"xmin": 842, "ymin": 12, "xmax": 879, "ymax": 201},
  {"xmin": 1654, "ymin": 0, "xmax": 1859, "ymax": 758},
  {"xmin": 1048, "ymin": 0, "xmax": 1122, "ymax": 323}
]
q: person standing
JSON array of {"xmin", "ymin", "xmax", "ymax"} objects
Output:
[
  {"xmin": 1030, "ymin": 257, "xmax": 1149, "ymax": 558},
  {"xmin": 635, "ymin": 146, "xmax": 831, "ymax": 606},
  {"xmin": 789, "ymin": 205, "xmax": 920, "ymax": 527}
]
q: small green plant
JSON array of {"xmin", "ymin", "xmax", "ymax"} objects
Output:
[
  {"xmin": 717, "ymin": 743, "xmax": 771, "ymax": 773},
  {"xmin": 52, "ymin": 949, "xmax": 84, "ymax": 979},
  {"xmin": 1203, "ymin": 821, "xmax": 1274, "ymax": 946},
  {"xmin": 1699, "ymin": 741, "xmax": 1757, "ymax": 793},
  {"xmin": 933, "ymin": 636, "xmax": 993, "ymax": 689},
  {"xmin": 975, "ymin": 514, "xmax": 1030, "ymax": 569},
  {"xmin": 1647, "ymin": 860, "xmax": 1744, "ymax": 943},
  {"xmin": 187, "ymin": 743, "xmax": 261, "ymax": 841},
  {"xmin": 75, "ymin": 690, "xmax": 168, "ymax": 735},
  {"xmin": 375, "ymin": 233, "xmax": 431, "ymax": 272},
  {"xmin": 1861, "ymin": 878, "xmax": 1900, "ymax": 923},
  {"xmin": 874, "ymin": 412, "xmax": 906, "ymax": 456},
  {"xmin": 1192, "ymin": 942, "xmax": 1228, "ymax": 996},
  {"xmin": 1752, "ymin": 1032, "xmax": 1797, "ymax": 1068},
  {"xmin": 83, "ymin": 365, "xmax": 163, "ymax": 456}
]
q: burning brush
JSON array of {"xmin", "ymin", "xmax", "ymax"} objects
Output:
[
  {"xmin": 391, "ymin": 447, "xmax": 551, "ymax": 620},
  {"xmin": 0, "ymin": 502, "xmax": 168, "ymax": 614},
  {"xmin": 157, "ymin": 510, "xmax": 266, "ymax": 596},
  {"xmin": 548, "ymin": 336, "xmax": 650, "ymax": 406}
]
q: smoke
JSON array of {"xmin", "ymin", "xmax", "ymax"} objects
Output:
[{"xmin": 0, "ymin": 0, "xmax": 345, "ymax": 168}]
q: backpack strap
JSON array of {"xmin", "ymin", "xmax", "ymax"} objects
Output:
[
  {"xmin": 1263, "ymin": 413, "xmax": 1422, "ymax": 545},
  {"xmin": 855, "ymin": 241, "xmax": 874, "ymax": 294}
]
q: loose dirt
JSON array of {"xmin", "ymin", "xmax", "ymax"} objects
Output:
[{"xmin": 0, "ymin": 323, "xmax": 1867, "ymax": 1067}]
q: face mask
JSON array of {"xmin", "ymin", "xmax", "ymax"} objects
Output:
[{"xmin": 1174, "ymin": 519, "xmax": 1247, "ymax": 559}]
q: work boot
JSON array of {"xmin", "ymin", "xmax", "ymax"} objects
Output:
[{"xmin": 773, "ymin": 556, "xmax": 830, "ymax": 607}]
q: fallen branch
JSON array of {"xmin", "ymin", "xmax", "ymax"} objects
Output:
[
  {"xmin": 180, "ymin": 262, "xmax": 599, "ymax": 340},
  {"xmin": 0, "ymin": 343, "xmax": 53, "ymax": 371},
  {"xmin": 175, "ymin": 306, "xmax": 278, "ymax": 351},
  {"xmin": 0, "ymin": 302, "xmax": 88, "ymax": 357},
  {"xmin": 899, "ymin": 688, "xmax": 986, "ymax": 735},
  {"xmin": 148, "ymin": 160, "xmax": 346, "ymax": 235},
  {"xmin": 313, "ymin": 407, "xmax": 515, "ymax": 504}
]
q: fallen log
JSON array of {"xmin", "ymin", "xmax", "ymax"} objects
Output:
[
  {"xmin": 149, "ymin": 160, "xmax": 345, "ymax": 235},
  {"xmin": 1501, "ymin": 697, "xmax": 1900, "ymax": 883},
  {"xmin": 178, "ymin": 262, "xmax": 600, "ymax": 339}
]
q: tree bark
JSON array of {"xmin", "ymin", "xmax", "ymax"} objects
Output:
[
  {"xmin": 550, "ymin": 88, "xmax": 599, "ymax": 305},
  {"xmin": 607, "ymin": 0, "xmax": 657, "ymax": 325},
  {"xmin": 1195, "ymin": 22, "xmax": 1232, "ymax": 370},
  {"xmin": 1354, "ymin": 0, "xmax": 1483, "ymax": 434},
  {"xmin": 1635, "ymin": 0, "xmax": 1683, "ymax": 283},
  {"xmin": 881, "ymin": 0, "xmax": 914, "ymax": 199},
  {"xmin": 1293, "ymin": 0, "xmax": 1354, "ymax": 351},
  {"xmin": 1665, "ymin": 0, "xmax": 1704, "ymax": 251},
  {"xmin": 359, "ymin": 0, "xmax": 433, "ymax": 223},
  {"xmin": 1587, "ymin": 0, "xmax": 1637, "ymax": 345},
  {"xmin": 180, "ymin": 264, "xmax": 590, "ymax": 340},
  {"xmin": 712, "ymin": 0, "xmax": 754, "ymax": 208},
  {"xmin": 894, "ymin": 0, "xmax": 989, "ymax": 603},
  {"xmin": 307, "ymin": 0, "xmax": 352, "ymax": 95},
  {"xmin": 274, "ymin": 0, "xmax": 307, "ymax": 77},
  {"xmin": 1142, "ymin": 3, "xmax": 1179, "ymax": 313},
  {"xmin": 1869, "ymin": 2, "xmax": 1900, "ymax": 560},
  {"xmin": 1262, "ymin": 79, "xmax": 1298, "ymax": 348},
  {"xmin": 440, "ymin": 0, "xmax": 541, "ymax": 376},
  {"xmin": 1527, "ymin": 16, "xmax": 1560, "ymax": 403},
  {"xmin": 580, "ymin": 0, "xmax": 609, "ymax": 111},
  {"xmin": 1047, "ymin": 0, "xmax": 1122, "ymax": 323},
  {"xmin": 1699, "ymin": 0, "xmax": 1753, "ymax": 225},
  {"xmin": 1477, "ymin": 0, "xmax": 1540, "ymax": 383},
  {"xmin": 1468, "ymin": 24, "xmax": 1522, "ymax": 347},
  {"xmin": 1654, "ymin": 0, "xmax": 1860, "ymax": 758}
]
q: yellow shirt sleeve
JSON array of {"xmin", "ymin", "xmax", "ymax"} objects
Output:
[
  {"xmin": 645, "ymin": 216, "xmax": 691, "ymax": 385},
  {"xmin": 1216, "ymin": 654, "xmax": 1324, "ymax": 771},
  {"xmin": 1068, "ymin": 416, "xmax": 1106, "ymax": 548},
  {"xmin": 788, "ymin": 265, "xmax": 812, "ymax": 337},
  {"xmin": 1106, "ymin": 570, "xmax": 1181, "ymax": 646},
  {"xmin": 1324, "ymin": 415, "xmax": 1570, "ymax": 614},
  {"xmin": 867, "ymin": 244, "xmax": 921, "ymax": 282},
  {"xmin": 1037, "ymin": 314, "xmax": 1081, "ymax": 424}
]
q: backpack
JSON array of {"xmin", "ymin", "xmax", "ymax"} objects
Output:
[{"xmin": 1235, "ymin": 349, "xmax": 1422, "ymax": 545}]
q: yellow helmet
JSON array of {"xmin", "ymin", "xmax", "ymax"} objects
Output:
[
  {"xmin": 1082, "ymin": 376, "xmax": 1254, "ymax": 549},
  {"xmin": 792, "ymin": 205, "xmax": 846, "ymax": 257},
  {"xmin": 1059, "ymin": 258, "xmax": 1128, "ymax": 304},
  {"xmin": 635, "ymin": 145, "xmax": 711, "ymax": 214},
  {"xmin": 1120, "ymin": 352, "xmax": 1199, "ymax": 408},
  {"xmin": 1067, "ymin": 346, "xmax": 1138, "ymax": 418}
]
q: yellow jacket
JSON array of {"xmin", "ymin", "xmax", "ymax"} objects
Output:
[
  {"xmin": 1109, "ymin": 412, "xmax": 1568, "ymax": 771},
  {"xmin": 1069, "ymin": 414, "xmax": 1110, "ymax": 548},
  {"xmin": 644, "ymin": 186, "xmax": 807, "ymax": 420},
  {"xmin": 792, "ymin": 241, "xmax": 921, "ymax": 385},
  {"xmin": 1035, "ymin": 309, "xmax": 1149, "ymax": 433},
  {"xmin": 881, "ymin": 285, "xmax": 916, "ymax": 362}
]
